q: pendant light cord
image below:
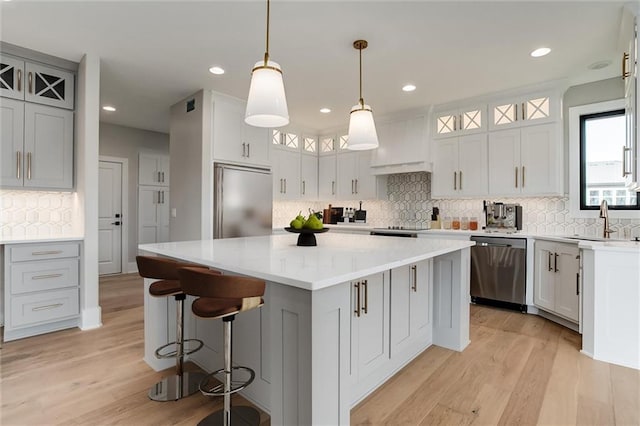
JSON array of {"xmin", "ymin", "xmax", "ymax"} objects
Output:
[
  {"xmin": 359, "ymin": 46, "xmax": 364, "ymax": 107},
  {"xmin": 264, "ymin": 0, "xmax": 270, "ymax": 65}
]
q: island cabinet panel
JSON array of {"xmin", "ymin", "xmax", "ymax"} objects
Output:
[{"xmin": 390, "ymin": 259, "xmax": 433, "ymax": 358}]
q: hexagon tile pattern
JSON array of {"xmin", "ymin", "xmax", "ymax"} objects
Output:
[
  {"xmin": 1, "ymin": 190, "xmax": 76, "ymax": 239},
  {"xmin": 274, "ymin": 172, "xmax": 640, "ymax": 238}
]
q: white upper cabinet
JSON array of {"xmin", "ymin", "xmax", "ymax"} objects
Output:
[
  {"xmin": 0, "ymin": 55, "xmax": 74, "ymax": 110},
  {"xmin": 1, "ymin": 100, "xmax": 73, "ymax": 189},
  {"xmin": 337, "ymin": 151, "xmax": 377, "ymax": 200},
  {"xmin": 488, "ymin": 124, "xmax": 562, "ymax": 196},
  {"xmin": 318, "ymin": 154, "xmax": 337, "ymax": 198},
  {"xmin": 139, "ymin": 153, "xmax": 169, "ymax": 187},
  {"xmin": 433, "ymin": 105, "xmax": 486, "ymax": 139},
  {"xmin": 371, "ymin": 114, "xmax": 430, "ymax": 173},
  {"xmin": 488, "ymin": 91, "xmax": 558, "ymax": 130},
  {"xmin": 300, "ymin": 153, "xmax": 318, "ymax": 200},
  {"xmin": 272, "ymin": 147, "xmax": 300, "ymax": 201},
  {"xmin": 212, "ymin": 93, "xmax": 270, "ymax": 167},
  {"xmin": 431, "ymin": 134, "xmax": 488, "ymax": 198}
]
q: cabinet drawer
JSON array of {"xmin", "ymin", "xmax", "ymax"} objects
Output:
[
  {"xmin": 10, "ymin": 242, "xmax": 80, "ymax": 262},
  {"xmin": 10, "ymin": 288, "xmax": 79, "ymax": 327},
  {"xmin": 11, "ymin": 258, "xmax": 79, "ymax": 294}
]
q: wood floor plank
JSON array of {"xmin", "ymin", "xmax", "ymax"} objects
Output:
[
  {"xmin": 469, "ymin": 384, "xmax": 511, "ymax": 425},
  {"xmin": 610, "ymin": 363, "xmax": 640, "ymax": 425}
]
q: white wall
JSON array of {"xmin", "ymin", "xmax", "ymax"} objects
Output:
[
  {"xmin": 76, "ymin": 53, "xmax": 102, "ymax": 330},
  {"xmin": 99, "ymin": 123, "xmax": 169, "ymax": 264},
  {"xmin": 169, "ymin": 90, "xmax": 213, "ymax": 241}
]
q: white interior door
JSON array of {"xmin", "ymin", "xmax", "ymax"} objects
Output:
[{"xmin": 99, "ymin": 161, "xmax": 123, "ymax": 275}]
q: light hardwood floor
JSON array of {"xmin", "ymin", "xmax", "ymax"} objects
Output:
[{"xmin": 1, "ymin": 274, "xmax": 638, "ymax": 425}]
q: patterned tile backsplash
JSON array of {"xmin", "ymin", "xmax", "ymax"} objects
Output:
[
  {"xmin": 0, "ymin": 190, "xmax": 77, "ymax": 239},
  {"xmin": 274, "ymin": 172, "xmax": 640, "ymax": 239}
]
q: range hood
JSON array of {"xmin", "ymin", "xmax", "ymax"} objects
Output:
[{"xmin": 370, "ymin": 161, "xmax": 432, "ymax": 175}]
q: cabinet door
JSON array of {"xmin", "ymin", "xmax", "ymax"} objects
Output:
[
  {"xmin": 24, "ymin": 62, "xmax": 74, "ymax": 110},
  {"xmin": 23, "ymin": 103, "xmax": 73, "ymax": 189},
  {"xmin": 158, "ymin": 189, "xmax": 170, "ymax": 242},
  {"xmin": 273, "ymin": 149, "xmax": 300, "ymax": 200},
  {"xmin": 390, "ymin": 265, "xmax": 412, "ymax": 356},
  {"xmin": 520, "ymin": 124, "xmax": 560, "ymax": 195},
  {"xmin": 554, "ymin": 243, "xmax": 580, "ymax": 322},
  {"xmin": 488, "ymin": 129, "xmax": 521, "ymax": 196},
  {"xmin": 0, "ymin": 98, "xmax": 25, "ymax": 187},
  {"xmin": 139, "ymin": 153, "xmax": 169, "ymax": 186},
  {"xmin": 243, "ymin": 124, "xmax": 270, "ymax": 166},
  {"xmin": 318, "ymin": 155, "xmax": 336, "ymax": 198},
  {"xmin": 300, "ymin": 153, "xmax": 318, "ymax": 200},
  {"xmin": 458, "ymin": 133, "xmax": 488, "ymax": 197},
  {"xmin": 411, "ymin": 259, "xmax": 431, "ymax": 338},
  {"xmin": 0, "ymin": 55, "xmax": 25, "ymax": 100},
  {"xmin": 431, "ymin": 138, "xmax": 458, "ymax": 198},
  {"xmin": 355, "ymin": 151, "xmax": 376, "ymax": 199},
  {"xmin": 533, "ymin": 241, "xmax": 556, "ymax": 311},
  {"xmin": 212, "ymin": 96, "xmax": 245, "ymax": 163},
  {"xmin": 351, "ymin": 272, "xmax": 389, "ymax": 381},
  {"xmin": 138, "ymin": 186, "xmax": 165, "ymax": 244},
  {"xmin": 337, "ymin": 152, "xmax": 358, "ymax": 199}
]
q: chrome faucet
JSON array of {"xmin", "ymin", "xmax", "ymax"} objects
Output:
[{"xmin": 599, "ymin": 200, "xmax": 615, "ymax": 238}]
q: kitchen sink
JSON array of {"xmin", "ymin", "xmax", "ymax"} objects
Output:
[{"xmin": 563, "ymin": 235, "xmax": 640, "ymax": 242}]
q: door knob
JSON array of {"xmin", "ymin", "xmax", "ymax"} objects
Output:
[{"xmin": 111, "ymin": 221, "xmax": 121, "ymax": 226}]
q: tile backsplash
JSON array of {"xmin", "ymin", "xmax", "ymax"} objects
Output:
[
  {"xmin": 0, "ymin": 190, "xmax": 77, "ymax": 239},
  {"xmin": 274, "ymin": 172, "xmax": 640, "ymax": 239}
]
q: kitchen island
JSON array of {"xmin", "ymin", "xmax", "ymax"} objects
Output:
[{"xmin": 139, "ymin": 233, "xmax": 474, "ymax": 425}]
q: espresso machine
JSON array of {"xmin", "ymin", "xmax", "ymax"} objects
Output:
[{"xmin": 483, "ymin": 200, "xmax": 523, "ymax": 232}]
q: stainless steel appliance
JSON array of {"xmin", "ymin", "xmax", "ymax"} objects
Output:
[
  {"xmin": 370, "ymin": 229, "xmax": 418, "ymax": 238},
  {"xmin": 483, "ymin": 200, "xmax": 522, "ymax": 232},
  {"xmin": 470, "ymin": 235, "xmax": 527, "ymax": 312},
  {"xmin": 213, "ymin": 163, "xmax": 273, "ymax": 239}
]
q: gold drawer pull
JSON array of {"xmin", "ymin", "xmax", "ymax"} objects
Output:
[
  {"xmin": 32, "ymin": 273, "xmax": 63, "ymax": 280},
  {"xmin": 32, "ymin": 303, "xmax": 63, "ymax": 312},
  {"xmin": 31, "ymin": 250, "xmax": 63, "ymax": 256}
]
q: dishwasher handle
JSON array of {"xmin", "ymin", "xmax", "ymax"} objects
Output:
[{"xmin": 478, "ymin": 242, "xmax": 512, "ymax": 248}]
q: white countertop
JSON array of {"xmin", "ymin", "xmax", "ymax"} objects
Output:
[
  {"xmin": 0, "ymin": 236, "xmax": 84, "ymax": 245},
  {"xmin": 139, "ymin": 233, "xmax": 474, "ymax": 291}
]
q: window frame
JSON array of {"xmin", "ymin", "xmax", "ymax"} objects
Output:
[
  {"xmin": 578, "ymin": 108, "xmax": 637, "ymax": 211},
  {"xmin": 569, "ymin": 99, "xmax": 640, "ymax": 219}
]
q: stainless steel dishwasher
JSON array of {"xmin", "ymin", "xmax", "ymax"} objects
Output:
[{"xmin": 470, "ymin": 235, "xmax": 527, "ymax": 312}]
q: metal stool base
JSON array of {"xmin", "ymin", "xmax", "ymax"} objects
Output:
[
  {"xmin": 197, "ymin": 406, "xmax": 261, "ymax": 426},
  {"xmin": 148, "ymin": 371, "xmax": 208, "ymax": 402}
]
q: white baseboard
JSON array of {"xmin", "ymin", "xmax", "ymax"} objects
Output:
[
  {"xmin": 80, "ymin": 306, "xmax": 102, "ymax": 330},
  {"xmin": 127, "ymin": 262, "xmax": 138, "ymax": 274}
]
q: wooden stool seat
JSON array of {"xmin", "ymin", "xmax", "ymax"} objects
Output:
[
  {"xmin": 136, "ymin": 255, "xmax": 212, "ymax": 402},
  {"xmin": 178, "ymin": 266, "xmax": 266, "ymax": 426}
]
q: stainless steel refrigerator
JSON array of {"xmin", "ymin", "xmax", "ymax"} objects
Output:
[{"xmin": 213, "ymin": 163, "xmax": 273, "ymax": 239}]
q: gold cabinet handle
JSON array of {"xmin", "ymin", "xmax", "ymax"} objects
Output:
[
  {"xmin": 332, "ymin": 181, "xmax": 335, "ymax": 195},
  {"xmin": 453, "ymin": 115, "xmax": 457, "ymax": 131},
  {"xmin": 459, "ymin": 170, "xmax": 462, "ymax": 190},
  {"xmin": 522, "ymin": 166, "xmax": 525, "ymax": 187},
  {"xmin": 623, "ymin": 146, "xmax": 631, "ymax": 177},
  {"xmin": 361, "ymin": 279, "xmax": 368, "ymax": 314},
  {"xmin": 32, "ymin": 273, "xmax": 63, "ymax": 280},
  {"xmin": 622, "ymin": 52, "xmax": 630, "ymax": 79},
  {"xmin": 515, "ymin": 166, "xmax": 518, "ymax": 188},
  {"xmin": 247, "ymin": 143, "xmax": 250, "ymax": 157},
  {"xmin": 32, "ymin": 303, "xmax": 63, "ymax": 312},
  {"xmin": 522, "ymin": 102, "xmax": 525, "ymax": 120},
  {"xmin": 17, "ymin": 69, "xmax": 22, "ymax": 92},
  {"xmin": 28, "ymin": 71, "xmax": 33, "ymax": 94},
  {"xmin": 302, "ymin": 180, "xmax": 306, "ymax": 195},
  {"xmin": 554, "ymin": 252, "xmax": 559, "ymax": 273},
  {"xmin": 284, "ymin": 178, "xmax": 287, "ymax": 194},
  {"xmin": 548, "ymin": 252, "xmax": 553, "ymax": 271},
  {"xmin": 453, "ymin": 171, "xmax": 457, "ymax": 190},
  {"xmin": 27, "ymin": 152, "xmax": 32, "ymax": 180},
  {"xmin": 514, "ymin": 103, "xmax": 518, "ymax": 121},
  {"xmin": 354, "ymin": 282, "xmax": 361, "ymax": 317},
  {"xmin": 16, "ymin": 151, "xmax": 21, "ymax": 180},
  {"xmin": 355, "ymin": 179, "xmax": 358, "ymax": 194},
  {"xmin": 32, "ymin": 250, "xmax": 63, "ymax": 256},
  {"xmin": 411, "ymin": 265, "xmax": 417, "ymax": 292}
]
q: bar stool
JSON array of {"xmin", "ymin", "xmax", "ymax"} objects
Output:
[
  {"xmin": 178, "ymin": 266, "xmax": 266, "ymax": 426},
  {"xmin": 136, "ymin": 255, "xmax": 212, "ymax": 402}
]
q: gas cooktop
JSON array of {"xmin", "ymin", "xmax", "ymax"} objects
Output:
[{"xmin": 373, "ymin": 226, "xmax": 430, "ymax": 231}]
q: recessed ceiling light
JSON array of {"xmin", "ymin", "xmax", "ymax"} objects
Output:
[
  {"xmin": 209, "ymin": 66, "xmax": 225, "ymax": 75},
  {"xmin": 530, "ymin": 47, "xmax": 551, "ymax": 58},
  {"xmin": 402, "ymin": 84, "xmax": 416, "ymax": 92},
  {"xmin": 320, "ymin": 108, "xmax": 331, "ymax": 114},
  {"xmin": 102, "ymin": 106, "xmax": 116, "ymax": 112},
  {"xmin": 588, "ymin": 60, "xmax": 612, "ymax": 70}
]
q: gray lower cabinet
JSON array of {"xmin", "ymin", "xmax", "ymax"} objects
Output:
[
  {"xmin": 1, "ymin": 98, "xmax": 73, "ymax": 189},
  {"xmin": 3, "ymin": 241, "xmax": 81, "ymax": 341}
]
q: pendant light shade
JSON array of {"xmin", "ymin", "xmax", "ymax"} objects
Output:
[
  {"xmin": 347, "ymin": 39, "xmax": 378, "ymax": 150},
  {"xmin": 245, "ymin": 0, "xmax": 289, "ymax": 128}
]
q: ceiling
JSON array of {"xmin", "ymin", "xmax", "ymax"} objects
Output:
[{"xmin": 0, "ymin": 1, "xmax": 627, "ymax": 134}]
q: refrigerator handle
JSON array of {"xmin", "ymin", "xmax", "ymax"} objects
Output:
[{"xmin": 215, "ymin": 166, "xmax": 224, "ymax": 238}]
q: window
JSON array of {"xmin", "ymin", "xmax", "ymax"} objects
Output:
[{"xmin": 579, "ymin": 109, "xmax": 638, "ymax": 210}]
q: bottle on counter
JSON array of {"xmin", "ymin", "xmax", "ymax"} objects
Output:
[
  {"xmin": 469, "ymin": 217, "xmax": 479, "ymax": 230},
  {"xmin": 452, "ymin": 217, "xmax": 461, "ymax": 230},
  {"xmin": 442, "ymin": 217, "xmax": 452, "ymax": 229}
]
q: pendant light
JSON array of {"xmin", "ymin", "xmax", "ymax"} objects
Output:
[
  {"xmin": 347, "ymin": 39, "xmax": 378, "ymax": 150},
  {"xmin": 245, "ymin": 0, "xmax": 289, "ymax": 128}
]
